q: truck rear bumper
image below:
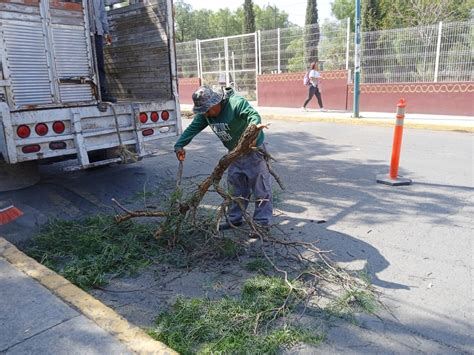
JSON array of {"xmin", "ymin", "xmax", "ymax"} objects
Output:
[{"xmin": 0, "ymin": 101, "xmax": 179, "ymax": 167}]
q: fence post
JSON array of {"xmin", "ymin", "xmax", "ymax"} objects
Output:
[
  {"xmin": 197, "ymin": 40, "xmax": 202, "ymax": 81},
  {"xmin": 232, "ymin": 51, "xmax": 236, "ymax": 88},
  {"xmin": 257, "ymin": 30, "xmax": 262, "ymax": 75},
  {"xmin": 376, "ymin": 99, "xmax": 412, "ymax": 186},
  {"xmin": 224, "ymin": 37, "xmax": 230, "ymax": 86},
  {"xmin": 434, "ymin": 21, "xmax": 443, "ymax": 82},
  {"xmin": 353, "ymin": 0, "xmax": 361, "ymax": 118},
  {"xmin": 345, "ymin": 17, "xmax": 350, "ymax": 70},
  {"xmin": 277, "ymin": 28, "xmax": 281, "ymax": 73},
  {"xmin": 195, "ymin": 39, "xmax": 200, "ymax": 79}
]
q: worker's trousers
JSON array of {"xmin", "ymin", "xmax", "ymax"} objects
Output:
[{"xmin": 227, "ymin": 144, "xmax": 273, "ymax": 226}]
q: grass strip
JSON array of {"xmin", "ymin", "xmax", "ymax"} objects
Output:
[
  {"xmin": 149, "ymin": 275, "xmax": 324, "ymax": 354},
  {"xmin": 26, "ymin": 215, "xmax": 164, "ymax": 289}
]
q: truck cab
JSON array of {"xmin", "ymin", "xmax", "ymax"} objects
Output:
[{"xmin": 0, "ymin": 0, "xmax": 181, "ymax": 172}]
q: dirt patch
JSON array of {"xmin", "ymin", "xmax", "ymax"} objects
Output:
[{"xmin": 90, "ymin": 259, "xmax": 256, "ymax": 328}]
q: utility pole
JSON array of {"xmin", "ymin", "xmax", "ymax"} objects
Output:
[{"xmin": 353, "ymin": 0, "xmax": 361, "ymax": 118}]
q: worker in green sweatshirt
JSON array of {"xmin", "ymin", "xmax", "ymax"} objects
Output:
[{"xmin": 174, "ymin": 86, "xmax": 272, "ymax": 236}]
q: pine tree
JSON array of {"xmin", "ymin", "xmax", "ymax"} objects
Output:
[
  {"xmin": 304, "ymin": 0, "xmax": 320, "ymax": 65},
  {"xmin": 243, "ymin": 0, "xmax": 256, "ymax": 33}
]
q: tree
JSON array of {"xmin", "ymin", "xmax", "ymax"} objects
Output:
[
  {"xmin": 241, "ymin": 0, "xmax": 256, "ymax": 89},
  {"xmin": 174, "ymin": 2, "xmax": 216, "ymax": 41},
  {"xmin": 210, "ymin": 9, "xmax": 242, "ymax": 38},
  {"xmin": 174, "ymin": 1, "xmax": 195, "ymax": 42},
  {"xmin": 243, "ymin": 0, "xmax": 256, "ymax": 33},
  {"xmin": 254, "ymin": 5, "xmax": 291, "ymax": 31},
  {"xmin": 173, "ymin": 1, "xmax": 292, "ymax": 43},
  {"xmin": 331, "ymin": 0, "xmax": 473, "ymax": 30},
  {"xmin": 304, "ymin": 0, "xmax": 320, "ymax": 65},
  {"xmin": 318, "ymin": 20, "xmax": 348, "ymax": 70},
  {"xmin": 387, "ymin": 0, "xmax": 472, "ymax": 27},
  {"xmin": 362, "ymin": 0, "xmax": 385, "ymax": 82},
  {"xmin": 331, "ymin": 0, "xmax": 355, "ymax": 23}
]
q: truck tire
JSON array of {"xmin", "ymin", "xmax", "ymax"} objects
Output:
[{"xmin": 0, "ymin": 160, "xmax": 40, "ymax": 192}]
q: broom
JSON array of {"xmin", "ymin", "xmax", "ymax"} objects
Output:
[{"xmin": 0, "ymin": 202, "xmax": 23, "ymax": 225}]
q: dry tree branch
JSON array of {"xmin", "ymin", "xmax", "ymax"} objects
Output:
[
  {"xmin": 256, "ymin": 147, "xmax": 285, "ymax": 190},
  {"xmin": 112, "ymin": 198, "xmax": 167, "ymax": 223},
  {"xmin": 113, "ymin": 124, "xmax": 262, "ymax": 230}
]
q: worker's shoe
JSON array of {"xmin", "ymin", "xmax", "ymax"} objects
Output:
[
  {"xmin": 249, "ymin": 226, "xmax": 270, "ymax": 239},
  {"xmin": 219, "ymin": 220, "xmax": 243, "ymax": 231}
]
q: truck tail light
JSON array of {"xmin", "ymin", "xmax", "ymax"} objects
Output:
[
  {"xmin": 22, "ymin": 144, "xmax": 40, "ymax": 153},
  {"xmin": 142, "ymin": 129, "xmax": 154, "ymax": 136},
  {"xmin": 150, "ymin": 111, "xmax": 159, "ymax": 122},
  {"xmin": 139, "ymin": 112, "xmax": 148, "ymax": 123},
  {"xmin": 161, "ymin": 111, "xmax": 170, "ymax": 121},
  {"xmin": 17, "ymin": 125, "xmax": 31, "ymax": 139},
  {"xmin": 52, "ymin": 121, "xmax": 65, "ymax": 134},
  {"xmin": 35, "ymin": 123, "xmax": 48, "ymax": 136},
  {"xmin": 49, "ymin": 141, "xmax": 67, "ymax": 150}
]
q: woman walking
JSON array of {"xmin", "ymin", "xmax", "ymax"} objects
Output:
[{"xmin": 302, "ymin": 62, "xmax": 326, "ymax": 111}]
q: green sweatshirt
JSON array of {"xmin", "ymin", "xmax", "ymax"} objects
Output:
[{"xmin": 174, "ymin": 88, "xmax": 264, "ymax": 151}]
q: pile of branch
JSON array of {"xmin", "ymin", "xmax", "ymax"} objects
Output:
[
  {"xmin": 114, "ymin": 124, "xmax": 266, "ymax": 224},
  {"xmin": 112, "ymin": 124, "xmax": 374, "ymax": 309}
]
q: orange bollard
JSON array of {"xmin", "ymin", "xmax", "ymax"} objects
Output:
[{"xmin": 376, "ymin": 98, "xmax": 412, "ymax": 186}]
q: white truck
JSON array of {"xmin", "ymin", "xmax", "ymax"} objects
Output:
[{"xmin": 0, "ymin": 0, "xmax": 181, "ymax": 190}]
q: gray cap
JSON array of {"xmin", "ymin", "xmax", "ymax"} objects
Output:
[{"xmin": 192, "ymin": 86, "xmax": 223, "ymax": 114}]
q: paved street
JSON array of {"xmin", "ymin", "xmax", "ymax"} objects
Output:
[{"xmin": 1, "ymin": 115, "xmax": 472, "ymax": 353}]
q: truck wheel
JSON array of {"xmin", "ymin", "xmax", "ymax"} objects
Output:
[{"xmin": 0, "ymin": 160, "xmax": 40, "ymax": 192}]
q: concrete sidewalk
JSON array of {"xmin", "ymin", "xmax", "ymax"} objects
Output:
[
  {"xmin": 180, "ymin": 103, "xmax": 474, "ymax": 132},
  {"xmin": 0, "ymin": 238, "xmax": 175, "ymax": 355}
]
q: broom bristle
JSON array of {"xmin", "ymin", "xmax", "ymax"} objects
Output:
[{"xmin": 0, "ymin": 205, "xmax": 23, "ymax": 225}]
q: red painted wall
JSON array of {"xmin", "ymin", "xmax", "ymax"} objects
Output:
[
  {"xmin": 256, "ymin": 72, "xmax": 473, "ymax": 116},
  {"xmin": 178, "ymin": 77, "xmax": 201, "ymax": 105},
  {"xmin": 347, "ymin": 83, "xmax": 474, "ymax": 116},
  {"xmin": 257, "ymin": 71, "xmax": 349, "ymax": 110}
]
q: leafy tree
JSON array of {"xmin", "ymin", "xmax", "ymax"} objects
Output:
[
  {"xmin": 254, "ymin": 5, "xmax": 291, "ymax": 31},
  {"xmin": 174, "ymin": 1, "xmax": 195, "ymax": 42},
  {"xmin": 174, "ymin": 1, "xmax": 215, "ymax": 41},
  {"xmin": 331, "ymin": 0, "xmax": 355, "ymax": 23},
  {"xmin": 331, "ymin": 0, "xmax": 473, "ymax": 29},
  {"xmin": 191, "ymin": 9, "xmax": 214, "ymax": 39},
  {"xmin": 387, "ymin": 0, "xmax": 473, "ymax": 27},
  {"xmin": 210, "ymin": 9, "xmax": 242, "ymax": 37},
  {"xmin": 304, "ymin": 0, "xmax": 320, "ymax": 64},
  {"xmin": 173, "ymin": 1, "xmax": 292, "ymax": 42},
  {"xmin": 286, "ymin": 36, "xmax": 305, "ymax": 72},
  {"xmin": 318, "ymin": 20, "xmax": 348, "ymax": 70},
  {"xmin": 362, "ymin": 0, "xmax": 385, "ymax": 82}
]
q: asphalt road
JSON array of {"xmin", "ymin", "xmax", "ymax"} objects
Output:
[{"xmin": 1, "ymin": 119, "xmax": 472, "ymax": 353}]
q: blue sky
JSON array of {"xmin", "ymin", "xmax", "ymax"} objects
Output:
[{"xmin": 182, "ymin": 0, "xmax": 334, "ymax": 27}]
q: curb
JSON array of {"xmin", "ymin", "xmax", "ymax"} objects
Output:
[
  {"xmin": 260, "ymin": 114, "xmax": 474, "ymax": 133},
  {"xmin": 180, "ymin": 108, "xmax": 473, "ymax": 133},
  {"xmin": 0, "ymin": 237, "xmax": 177, "ymax": 355}
]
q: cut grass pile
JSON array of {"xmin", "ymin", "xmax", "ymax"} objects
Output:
[
  {"xmin": 26, "ymin": 215, "xmax": 165, "ymax": 289},
  {"xmin": 25, "ymin": 215, "xmax": 378, "ymax": 354},
  {"xmin": 328, "ymin": 289, "xmax": 377, "ymax": 322},
  {"xmin": 149, "ymin": 275, "xmax": 324, "ymax": 354}
]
